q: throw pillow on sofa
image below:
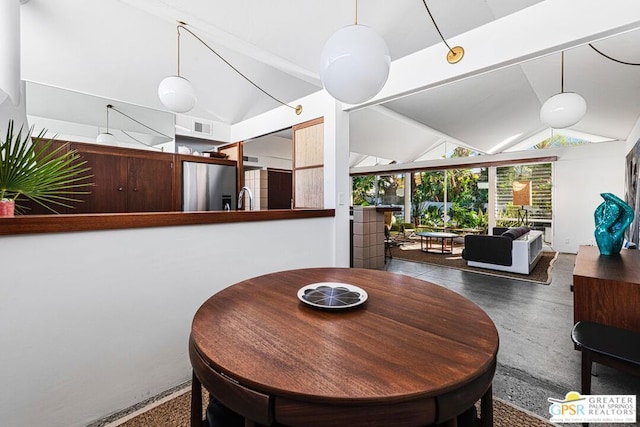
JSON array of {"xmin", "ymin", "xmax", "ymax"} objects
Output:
[{"xmin": 501, "ymin": 226, "xmax": 530, "ymax": 240}]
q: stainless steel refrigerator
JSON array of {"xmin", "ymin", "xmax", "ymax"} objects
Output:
[{"xmin": 182, "ymin": 161, "xmax": 237, "ymax": 211}]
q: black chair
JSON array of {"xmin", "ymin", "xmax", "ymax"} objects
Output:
[
  {"xmin": 570, "ymin": 321, "xmax": 640, "ymax": 427},
  {"xmin": 384, "ymin": 224, "xmax": 393, "ymax": 262},
  {"xmin": 571, "ymin": 321, "xmax": 640, "ymax": 395}
]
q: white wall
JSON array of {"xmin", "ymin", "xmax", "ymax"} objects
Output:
[
  {"xmin": 231, "ymin": 90, "xmax": 351, "ymax": 267},
  {"xmin": 625, "ymin": 115, "xmax": 640, "ymax": 153},
  {"xmin": 323, "ymin": 101, "xmax": 352, "ymax": 265},
  {"xmin": 553, "ymin": 141, "xmax": 627, "ymax": 253},
  {"xmin": 0, "ymin": 217, "xmax": 336, "ymax": 427},
  {"xmin": 175, "ymin": 114, "xmax": 231, "ymax": 143}
]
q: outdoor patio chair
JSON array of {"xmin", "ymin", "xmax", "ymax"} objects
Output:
[{"xmin": 384, "ymin": 225, "xmax": 393, "ymax": 262}]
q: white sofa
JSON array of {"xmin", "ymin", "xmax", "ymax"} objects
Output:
[{"xmin": 465, "ymin": 229, "xmax": 544, "ymax": 275}]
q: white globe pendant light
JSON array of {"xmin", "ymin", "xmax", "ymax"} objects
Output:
[
  {"xmin": 320, "ymin": 24, "xmax": 390, "ymax": 105},
  {"xmin": 540, "ymin": 51, "xmax": 586, "ymax": 129},
  {"xmin": 158, "ymin": 75, "xmax": 196, "ymax": 113},
  {"xmin": 319, "ymin": 0, "xmax": 463, "ymax": 105},
  {"xmin": 540, "ymin": 92, "xmax": 587, "ymax": 129}
]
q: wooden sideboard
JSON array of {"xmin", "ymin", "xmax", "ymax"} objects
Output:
[{"xmin": 573, "ymin": 245, "xmax": 640, "ymax": 333}]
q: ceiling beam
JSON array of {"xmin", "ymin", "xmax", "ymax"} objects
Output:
[
  {"xmin": 350, "ymin": 149, "xmax": 560, "ymax": 176},
  {"xmin": 345, "ymin": 0, "xmax": 640, "ymax": 112}
]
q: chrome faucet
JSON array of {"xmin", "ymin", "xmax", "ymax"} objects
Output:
[{"xmin": 238, "ymin": 186, "xmax": 253, "ymax": 211}]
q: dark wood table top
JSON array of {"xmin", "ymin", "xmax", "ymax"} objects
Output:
[
  {"xmin": 574, "ymin": 245, "xmax": 640, "ymax": 284},
  {"xmin": 190, "ymin": 268, "xmax": 499, "ymax": 426}
]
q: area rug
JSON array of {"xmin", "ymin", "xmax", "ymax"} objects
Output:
[
  {"xmin": 111, "ymin": 386, "xmax": 553, "ymax": 427},
  {"xmin": 389, "ymin": 240, "xmax": 558, "ymax": 285}
]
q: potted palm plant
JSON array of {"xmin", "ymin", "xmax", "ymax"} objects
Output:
[{"xmin": 0, "ymin": 120, "xmax": 93, "ymax": 216}]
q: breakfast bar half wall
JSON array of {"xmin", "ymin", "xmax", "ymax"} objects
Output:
[
  {"xmin": 0, "ymin": 208, "xmax": 334, "ymax": 235},
  {"xmin": 0, "ymin": 209, "xmax": 338, "ymax": 427}
]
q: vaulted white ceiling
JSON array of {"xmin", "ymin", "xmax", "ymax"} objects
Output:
[
  {"xmin": 18, "ymin": 0, "xmax": 640, "ymax": 163},
  {"xmin": 378, "ymin": 30, "xmax": 640, "ymax": 156}
]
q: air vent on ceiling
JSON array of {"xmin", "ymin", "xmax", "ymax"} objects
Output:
[
  {"xmin": 193, "ymin": 120, "xmax": 212, "ymax": 135},
  {"xmin": 243, "ymin": 155, "xmax": 259, "ymax": 163}
]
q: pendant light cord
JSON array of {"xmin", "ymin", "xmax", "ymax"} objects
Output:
[
  {"xmin": 177, "ymin": 24, "xmax": 182, "ymax": 76},
  {"xmin": 120, "ymin": 130, "xmax": 164, "ymax": 151},
  {"xmin": 107, "ymin": 105, "xmax": 173, "ymax": 140},
  {"xmin": 176, "ymin": 22, "xmax": 302, "ymax": 115},
  {"xmin": 589, "ymin": 43, "xmax": 640, "ymax": 66},
  {"xmin": 561, "ymin": 51, "xmax": 565, "ymax": 93},
  {"xmin": 355, "ymin": 0, "xmax": 358, "ymax": 25},
  {"xmin": 421, "ymin": 0, "xmax": 454, "ymax": 55},
  {"xmin": 105, "ymin": 104, "xmax": 111, "ymax": 133}
]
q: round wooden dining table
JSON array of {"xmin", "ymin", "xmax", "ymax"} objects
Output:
[{"xmin": 189, "ymin": 268, "xmax": 499, "ymax": 427}]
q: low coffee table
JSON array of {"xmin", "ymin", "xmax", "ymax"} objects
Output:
[{"xmin": 418, "ymin": 231, "xmax": 459, "ymax": 254}]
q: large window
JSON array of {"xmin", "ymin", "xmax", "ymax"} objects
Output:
[
  {"xmin": 352, "ymin": 161, "xmax": 551, "ymax": 235},
  {"xmin": 377, "ymin": 174, "xmax": 405, "ymax": 207},
  {"xmin": 352, "ymin": 166, "xmax": 489, "ymax": 230},
  {"xmin": 495, "ymin": 163, "xmax": 552, "ymax": 230},
  {"xmin": 412, "ymin": 168, "xmax": 488, "ymax": 230},
  {"xmin": 352, "ymin": 174, "xmax": 405, "ymax": 219}
]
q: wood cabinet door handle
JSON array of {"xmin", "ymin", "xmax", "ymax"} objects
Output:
[{"xmin": 117, "ymin": 187, "xmax": 124, "ymax": 191}]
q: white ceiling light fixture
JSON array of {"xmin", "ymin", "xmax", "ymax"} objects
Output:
[
  {"xmin": 320, "ymin": 0, "xmax": 391, "ymax": 105},
  {"xmin": 540, "ymin": 51, "xmax": 587, "ymax": 129},
  {"xmin": 320, "ymin": 0, "xmax": 463, "ymax": 106},
  {"xmin": 158, "ymin": 21, "xmax": 302, "ymax": 115},
  {"xmin": 96, "ymin": 104, "xmax": 118, "ymax": 145},
  {"xmin": 158, "ymin": 76, "xmax": 196, "ymax": 114}
]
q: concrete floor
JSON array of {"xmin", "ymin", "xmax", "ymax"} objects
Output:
[{"xmin": 384, "ymin": 252, "xmax": 640, "ymax": 426}]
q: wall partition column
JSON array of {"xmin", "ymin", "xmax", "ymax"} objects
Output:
[
  {"xmin": 404, "ymin": 172, "xmax": 412, "ymax": 223},
  {"xmin": 488, "ymin": 167, "xmax": 497, "ymax": 233}
]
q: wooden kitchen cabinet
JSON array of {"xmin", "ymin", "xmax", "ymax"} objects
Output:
[
  {"xmin": 19, "ymin": 142, "xmax": 175, "ymax": 215},
  {"xmin": 573, "ymin": 245, "xmax": 640, "ymax": 333},
  {"xmin": 70, "ymin": 144, "xmax": 175, "ymax": 213},
  {"xmin": 126, "ymin": 156, "xmax": 174, "ymax": 212},
  {"xmin": 19, "ymin": 140, "xmax": 247, "ymax": 215},
  {"xmin": 70, "ymin": 151, "xmax": 127, "ymax": 213}
]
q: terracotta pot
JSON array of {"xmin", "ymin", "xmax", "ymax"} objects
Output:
[{"xmin": 0, "ymin": 200, "xmax": 15, "ymax": 217}]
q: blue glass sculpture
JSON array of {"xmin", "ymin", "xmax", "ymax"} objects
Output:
[{"xmin": 594, "ymin": 193, "xmax": 634, "ymax": 255}]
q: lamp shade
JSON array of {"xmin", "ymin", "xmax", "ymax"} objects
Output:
[
  {"xmin": 320, "ymin": 24, "xmax": 390, "ymax": 105},
  {"xmin": 96, "ymin": 132, "xmax": 118, "ymax": 145},
  {"xmin": 158, "ymin": 75, "xmax": 197, "ymax": 113},
  {"xmin": 512, "ymin": 181, "xmax": 532, "ymax": 206},
  {"xmin": 540, "ymin": 92, "xmax": 587, "ymax": 129}
]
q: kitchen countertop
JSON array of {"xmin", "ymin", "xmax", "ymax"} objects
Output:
[{"xmin": 0, "ymin": 209, "xmax": 335, "ymax": 236}]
